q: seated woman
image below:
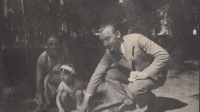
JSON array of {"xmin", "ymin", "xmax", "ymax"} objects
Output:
[{"xmin": 35, "ymin": 33, "xmax": 73, "ymax": 111}]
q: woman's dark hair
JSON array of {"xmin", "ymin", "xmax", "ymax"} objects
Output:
[
  {"xmin": 44, "ymin": 33, "xmax": 62, "ymax": 44},
  {"xmin": 99, "ymin": 21, "xmax": 128, "ymax": 37}
]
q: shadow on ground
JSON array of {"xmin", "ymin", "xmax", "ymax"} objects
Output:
[
  {"xmin": 156, "ymin": 97, "xmax": 187, "ymax": 112},
  {"xmin": 189, "ymin": 94, "xmax": 199, "ymax": 100},
  {"xmin": 89, "ymin": 92, "xmax": 109, "ymax": 111},
  {"xmin": 2, "ymin": 93, "xmax": 188, "ymax": 112},
  {"xmin": 92, "ymin": 95, "xmax": 187, "ymax": 112}
]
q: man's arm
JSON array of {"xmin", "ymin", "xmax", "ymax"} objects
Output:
[
  {"xmin": 138, "ymin": 35, "xmax": 170, "ymax": 80},
  {"xmin": 80, "ymin": 50, "xmax": 112, "ymax": 112},
  {"xmin": 85, "ymin": 49, "xmax": 112, "ymax": 95}
]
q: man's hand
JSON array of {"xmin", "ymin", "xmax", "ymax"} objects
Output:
[
  {"xmin": 52, "ymin": 63, "xmax": 62, "ymax": 73},
  {"xmin": 80, "ymin": 95, "xmax": 90, "ymax": 112},
  {"xmin": 128, "ymin": 71, "xmax": 149, "ymax": 83}
]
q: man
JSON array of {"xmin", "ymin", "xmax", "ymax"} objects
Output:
[{"xmin": 80, "ymin": 22, "xmax": 170, "ymax": 112}]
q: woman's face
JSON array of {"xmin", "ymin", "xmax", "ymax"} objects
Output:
[{"xmin": 46, "ymin": 37, "xmax": 61, "ymax": 57}]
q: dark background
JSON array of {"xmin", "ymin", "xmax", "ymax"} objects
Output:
[{"xmin": 0, "ymin": 0, "xmax": 199, "ymax": 111}]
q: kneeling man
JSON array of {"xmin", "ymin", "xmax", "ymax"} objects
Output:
[{"xmin": 80, "ymin": 22, "xmax": 170, "ymax": 112}]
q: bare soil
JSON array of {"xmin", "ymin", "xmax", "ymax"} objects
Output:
[{"xmin": 1, "ymin": 60, "xmax": 199, "ymax": 112}]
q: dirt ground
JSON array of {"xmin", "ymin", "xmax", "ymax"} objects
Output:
[{"xmin": 1, "ymin": 60, "xmax": 199, "ymax": 112}]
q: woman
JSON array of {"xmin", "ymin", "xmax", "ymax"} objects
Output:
[{"xmin": 36, "ymin": 34, "xmax": 73, "ymax": 111}]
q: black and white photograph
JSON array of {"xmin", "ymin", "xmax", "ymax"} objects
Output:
[{"xmin": 0, "ymin": 0, "xmax": 199, "ymax": 112}]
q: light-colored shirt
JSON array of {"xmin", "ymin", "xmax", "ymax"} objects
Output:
[{"xmin": 57, "ymin": 80, "xmax": 83, "ymax": 97}]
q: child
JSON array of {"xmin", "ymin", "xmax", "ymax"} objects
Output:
[{"xmin": 56, "ymin": 65, "xmax": 84, "ymax": 112}]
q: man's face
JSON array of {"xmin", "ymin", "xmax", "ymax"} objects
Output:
[{"xmin": 99, "ymin": 26, "xmax": 121, "ymax": 51}]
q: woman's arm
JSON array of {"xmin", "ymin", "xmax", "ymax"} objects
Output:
[{"xmin": 36, "ymin": 58, "xmax": 46, "ymax": 110}]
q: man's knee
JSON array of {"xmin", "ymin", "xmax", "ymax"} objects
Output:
[
  {"xmin": 127, "ymin": 80, "xmax": 153, "ymax": 97},
  {"xmin": 127, "ymin": 83, "xmax": 141, "ymax": 97}
]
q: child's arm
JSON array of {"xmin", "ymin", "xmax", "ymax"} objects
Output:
[
  {"xmin": 56, "ymin": 82, "xmax": 65, "ymax": 112},
  {"xmin": 56, "ymin": 91, "xmax": 64, "ymax": 112}
]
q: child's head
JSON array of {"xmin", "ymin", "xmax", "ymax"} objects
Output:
[{"xmin": 60, "ymin": 65, "xmax": 75, "ymax": 84}]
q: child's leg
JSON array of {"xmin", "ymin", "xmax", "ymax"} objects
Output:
[
  {"xmin": 61, "ymin": 92, "xmax": 71, "ymax": 111},
  {"xmin": 74, "ymin": 90, "xmax": 84, "ymax": 109}
]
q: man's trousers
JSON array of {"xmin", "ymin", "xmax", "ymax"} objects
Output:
[{"xmin": 105, "ymin": 67, "xmax": 166, "ymax": 108}]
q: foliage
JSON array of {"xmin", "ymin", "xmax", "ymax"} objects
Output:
[{"xmin": 1, "ymin": 0, "xmax": 199, "ymax": 86}]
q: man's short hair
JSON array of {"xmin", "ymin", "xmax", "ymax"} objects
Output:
[{"xmin": 99, "ymin": 21, "xmax": 127, "ymax": 36}]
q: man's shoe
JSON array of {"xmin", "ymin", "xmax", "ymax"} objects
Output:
[
  {"xmin": 145, "ymin": 95, "xmax": 156, "ymax": 112},
  {"xmin": 110, "ymin": 102, "xmax": 136, "ymax": 112}
]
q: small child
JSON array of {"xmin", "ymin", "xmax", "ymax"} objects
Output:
[{"xmin": 56, "ymin": 65, "xmax": 84, "ymax": 112}]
